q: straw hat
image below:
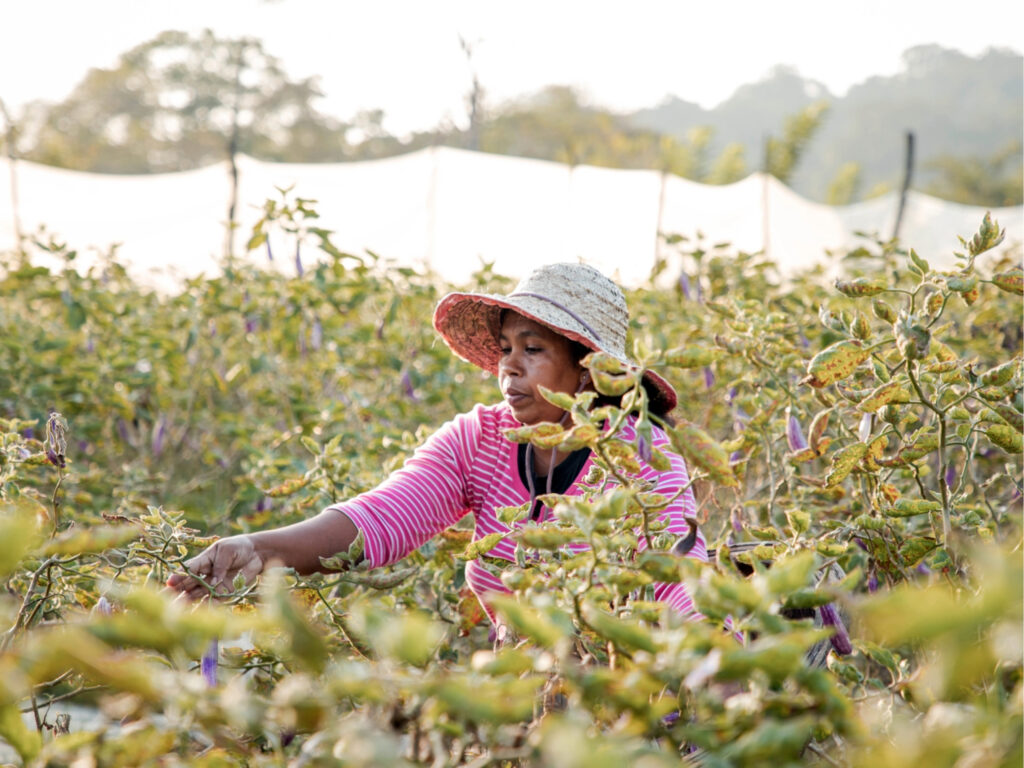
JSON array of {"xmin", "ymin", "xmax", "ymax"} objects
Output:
[{"xmin": 433, "ymin": 263, "xmax": 677, "ymax": 414}]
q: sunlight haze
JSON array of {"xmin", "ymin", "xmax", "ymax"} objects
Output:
[{"xmin": 2, "ymin": 0, "xmax": 1021, "ymax": 135}]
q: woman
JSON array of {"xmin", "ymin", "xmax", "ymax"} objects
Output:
[{"xmin": 167, "ymin": 263, "xmax": 707, "ymax": 624}]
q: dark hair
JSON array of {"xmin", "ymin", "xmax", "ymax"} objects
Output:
[{"xmin": 568, "ymin": 341, "xmax": 675, "ymax": 424}]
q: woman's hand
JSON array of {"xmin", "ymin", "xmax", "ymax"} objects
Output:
[
  {"xmin": 165, "ymin": 511, "xmax": 362, "ymax": 601},
  {"xmin": 165, "ymin": 534, "xmax": 265, "ymax": 601}
]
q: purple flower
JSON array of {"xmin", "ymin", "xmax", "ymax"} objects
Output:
[
  {"xmin": 93, "ymin": 596, "xmax": 113, "ymax": 617},
  {"xmin": 799, "ymin": 331, "xmax": 810, "ymax": 348},
  {"xmin": 916, "ymin": 563, "xmax": 931, "ymax": 576},
  {"xmin": 295, "ymin": 243, "xmax": 303, "ymax": 276},
  {"xmin": 256, "ymin": 496, "xmax": 269, "ymax": 513},
  {"xmin": 21, "ymin": 427, "xmax": 34, "ymax": 440},
  {"xmin": 266, "ymin": 240, "xmax": 274, "ymax": 262},
  {"xmin": 151, "ymin": 416, "xmax": 167, "ymax": 458},
  {"xmin": 786, "ymin": 410, "xmax": 808, "ymax": 452},
  {"xmin": 729, "ymin": 506, "xmax": 743, "ymax": 533},
  {"xmin": 401, "ymin": 371, "xmax": 418, "ymax": 402},
  {"xmin": 867, "ymin": 573, "xmax": 879, "ymax": 593},
  {"xmin": 245, "ymin": 316, "xmax": 259, "ymax": 334},
  {"xmin": 86, "ymin": 337, "xmax": 95, "ymax": 353},
  {"xmin": 703, "ymin": 367, "xmax": 715, "ymax": 390},
  {"xmin": 637, "ymin": 433, "xmax": 652, "ymax": 463},
  {"xmin": 729, "ymin": 449, "xmax": 745, "ymax": 465},
  {"xmin": 944, "ymin": 463, "xmax": 957, "ymax": 489},
  {"xmin": 726, "ymin": 387, "xmax": 738, "ymax": 405},
  {"xmin": 310, "ymin": 318, "xmax": 323, "ymax": 351},
  {"xmin": 678, "ymin": 273, "xmax": 692, "ymax": 300},
  {"xmin": 117, "ymin": 418, "xmax": 130, "ymax": 445},
  {"xmin": 819, "ymin": 603, "xmax": 853, "ymax": 655},
  {"xmin": 201, "ymin": 639, "xmax": 218, "ymax": 687}
]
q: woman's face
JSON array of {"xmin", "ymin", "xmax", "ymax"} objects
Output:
[{"xmin": 498, "ymin": 312, "xmax": 583, "ymax": 425}]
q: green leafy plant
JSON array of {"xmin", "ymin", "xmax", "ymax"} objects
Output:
[{"xmin": 0, "ymin": 207, "xmax": 1019, "ymax": 766}]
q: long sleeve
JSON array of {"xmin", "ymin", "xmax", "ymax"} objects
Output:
[{"xmin": 326, "ymin": 409, "xmax": 482, "ymax": 568}]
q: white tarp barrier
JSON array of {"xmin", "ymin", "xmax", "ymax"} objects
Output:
[{"xmin": 1, "ymin": 147, "xmax": 1020, "ymax": 291}]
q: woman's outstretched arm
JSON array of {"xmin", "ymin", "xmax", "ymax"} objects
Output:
[{"xmin": 165, "ymin": 509, "xmax": 359, "ymax": 601}]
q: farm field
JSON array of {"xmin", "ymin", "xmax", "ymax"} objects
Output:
[{"xmin": 0, "ymin": 211, "xmax": 1021, "ymax": 767}]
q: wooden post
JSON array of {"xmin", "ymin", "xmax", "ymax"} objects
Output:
[
  {"xmin": 654, "ymin": 169, "xmax": 668, "ymax": 272},
  {"xmin": 0, "ymin": 98, "xmax": 23, "ymax": 247},
  {"xmin": 761, "ymin": 135, "xmax": 771, "ymax": 260},
  {"xmin": 891, "ymin": 131, "xmax": 915, "ymax": 242}
]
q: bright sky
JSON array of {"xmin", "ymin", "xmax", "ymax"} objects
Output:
[{"xmin": 2, "ymin": 0, "xmax": 1021, "ymax": 135}]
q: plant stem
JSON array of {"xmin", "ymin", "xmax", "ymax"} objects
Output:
[{"xmin": 906, "ymin": 362, "xmax": 952, "ymax": 547}]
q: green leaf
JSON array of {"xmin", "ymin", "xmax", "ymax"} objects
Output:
[
  {"xmin": 784, "ymin": 508, "xmax": 811, "ymax": 535},
  {"xmin": 462, "ymin": 532, "xmax": 506, "ymax": 560},
  {"xmin": 40, "ymin": 524, "xmax": 140, "ymax": 556},
  {"xmin": 537, "ymin": 385, "xmax": 576, "ymax": 410},
  {"xmin": 909, "ymin": 248, "xmax": 930, "ymax": 274},
  {"xmin": 246, "ymin": 231, "xmax": 267, "ymax": 251},
  {"xmin": 0, "ymin": 505, "xmax": 41, "ymax": 577},
  {"xmin": 581, "ymin": 603, "xmax": 658, "ymax": 653},
  {"xmin": 0, "ymin": 702, "xmax": 42, "ymax": 760},
  {"xmin": 491, "ymin": 595, "xmax": 571, "ymax": 647},
  {"xmin": 496, "ymin": 503, "xmax": 530, "ymax": 526},
  {"xmin": 64, "ymin": 300, "xmax": 87, "ymax": 329},
  {"xmin": 766, "ymin": 550, "xmax": 817, "ymax": 596}
]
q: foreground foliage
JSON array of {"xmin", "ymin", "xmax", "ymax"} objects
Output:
[{"xmin": 0, "ymin": 210, "xmax": 1021, "ymax": 766}]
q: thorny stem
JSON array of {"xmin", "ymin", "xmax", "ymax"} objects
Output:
[
  {"xmin": 865, "ymin": 337, "xmax": 896, "ymax": 354},
  {"xmin": 20, "ymin": 685, "xmax": 104, "ymax": 714},
  {"xmin": 1, "ymin": 556, "xmax": 56, "ymax": 652},
  {"xmin": 906, "ymin": 362, "xmax": 952, "ymax": 547},
  {"xmin": 594, "ymin": 441, "xmax": 655, "ymax": 551},
  {"xmin": 762, "ymin": 428, "xmax": 780, "ymax": 527},
  {"xmin": 806, "ymin": 741, "xmax": 844, "ymax": 768},
  {"xmin": 51, "ymin": 468, "xmax": 64, "ymax": 536}
]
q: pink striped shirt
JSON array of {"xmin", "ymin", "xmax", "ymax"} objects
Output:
[{"xmin": 329, "ymin": 402, "xmax": 707, "ymax": 624}]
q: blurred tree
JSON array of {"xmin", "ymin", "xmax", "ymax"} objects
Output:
[
  {"xmin": 826, "ymin": 162, "xmax": 861, "ymax": 205},
  {"xmin": 704, "ymin": 143, "xmax": 747, "ymax": 185},
  {"xmin": 924, "ymin": 140, "xmax": 1023, "ymax": 206},
  {"xmin": 459, "ymin": 35, "xmax": 485, "ymax": 151},
  {"xmin": 25, "ymin": 29, "xmax": 345, "ymax": 173},
  {"xmin": 476, "ymin": 85, "xmax": 715, "ymax": 177},
  {"xmin": 763, "ymin": 101, "xmax": 829, "ymax": 184},
  {"xmin": 22, "ymin": 29, "xmax": 346, "ymax": 255}
]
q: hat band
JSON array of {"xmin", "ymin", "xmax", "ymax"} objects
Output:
[{"xmin": 506, "ymin": 291, "xmax": 603, "ymax": 342}]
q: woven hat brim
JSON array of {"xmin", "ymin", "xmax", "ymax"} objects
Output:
[{"xmin": 433, "ymin": 292, "xmax": 678, "ymax": 414}]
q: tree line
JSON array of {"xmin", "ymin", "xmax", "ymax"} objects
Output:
[{"xmin": 1, "ymin": 30, "xmax": 1019, "ymax": 208}]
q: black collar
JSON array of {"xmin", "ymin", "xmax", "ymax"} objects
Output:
[{"xmin": 516, "ymin": 443, "xmax": 591, "ymax": 520}]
